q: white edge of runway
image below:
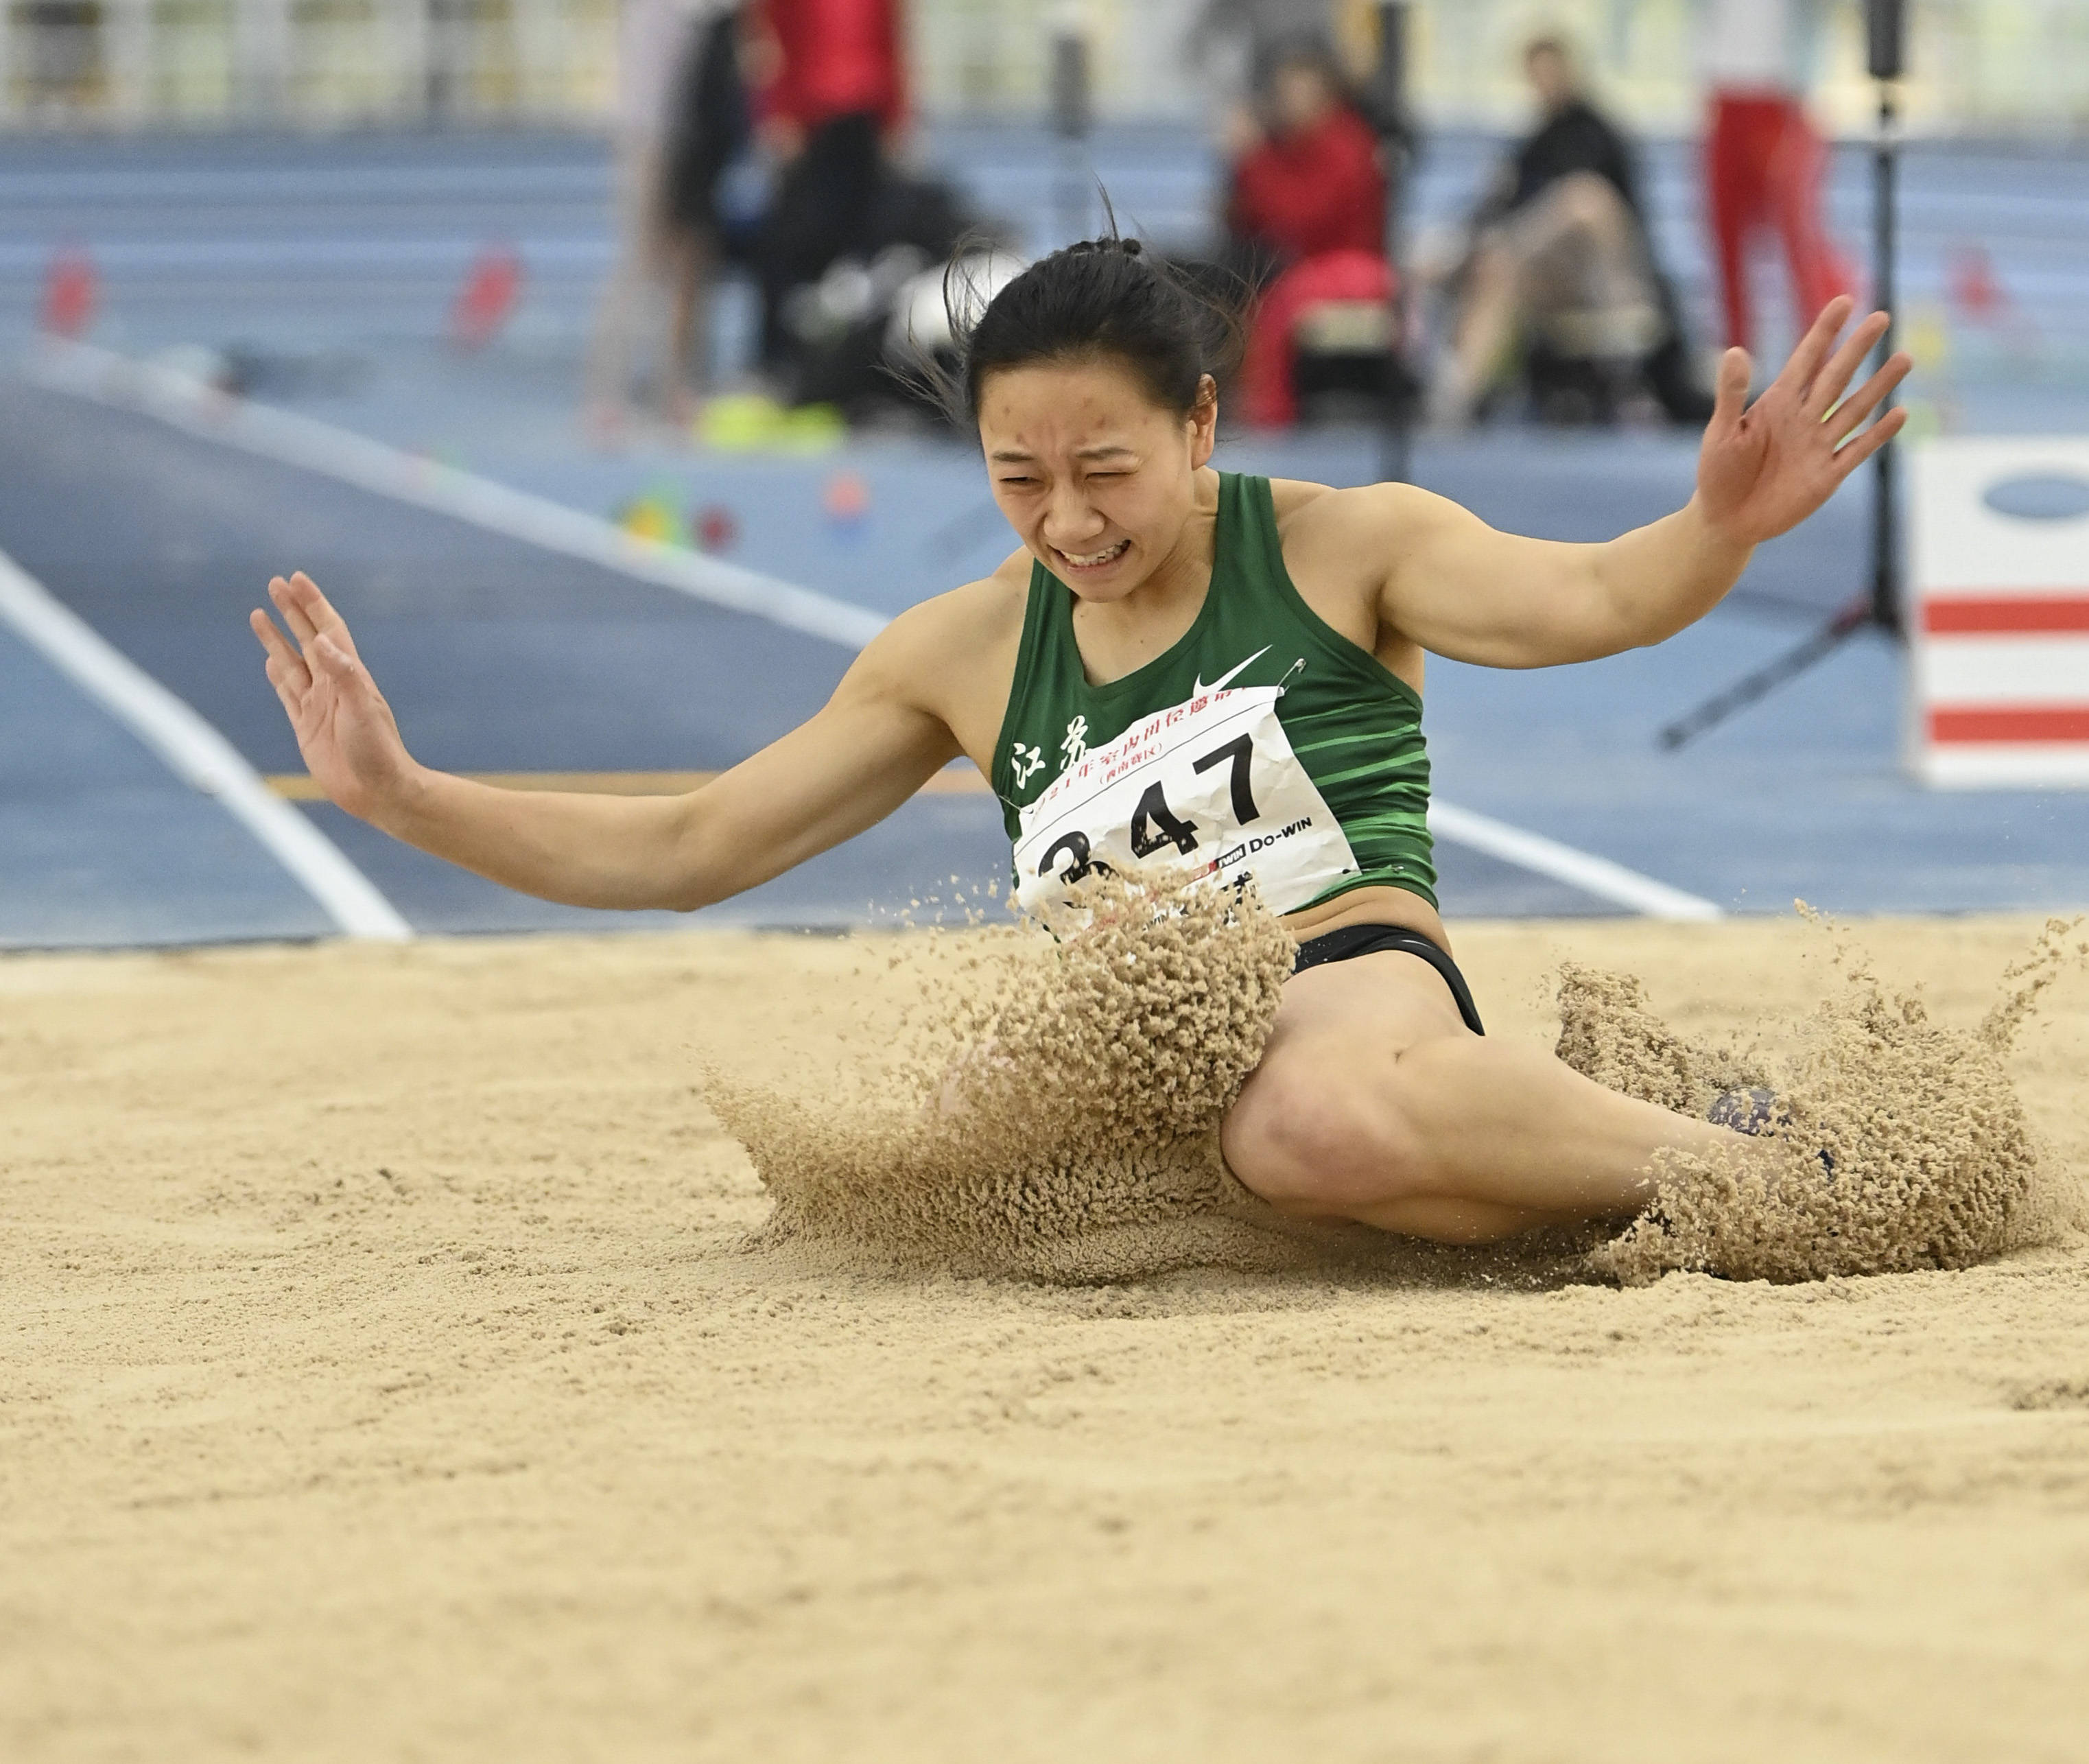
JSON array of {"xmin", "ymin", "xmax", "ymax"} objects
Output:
[
  {"xmin": 23, "ymin": 338, "xmax": 888, "ymax": 652},
  {"xmin": 0, "ymin": 541, "xmax": 414, "ymax": 941},
  {"xmin": 22, "ymin": 337, "xmax": 1724, "ymax": 925},
  {"xmin": 1425, "ymin": 801, "xmax": 1721, "ymax": 922}
]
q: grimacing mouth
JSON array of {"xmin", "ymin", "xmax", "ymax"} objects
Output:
[{"xmin": 1054, "ymin": 537, "xmax": 1131, "ymax": 569}]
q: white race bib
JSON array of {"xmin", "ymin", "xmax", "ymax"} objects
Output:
[{"xmin": 1013, "ymin": 683, "xmax": 1358, "ymax": 920}]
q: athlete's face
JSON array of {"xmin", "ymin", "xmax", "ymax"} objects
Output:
[{"xmin": 978, "ymin": 357, "xmax": 1217, "ymax": 603}]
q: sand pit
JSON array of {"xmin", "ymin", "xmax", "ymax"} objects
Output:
[{"xmin": 5, "ymin": 913, "xmax": 2089, "ymax": 1761}]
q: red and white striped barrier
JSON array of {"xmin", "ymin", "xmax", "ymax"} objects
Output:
[{"xmin": 1909, "ymin": 438, "xmax": 2089, "ymax": 788}]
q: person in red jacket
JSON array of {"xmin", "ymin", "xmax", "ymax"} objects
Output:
[
  {"xmin": 748, "ymin": 0, "xmax": 908, "ymax": 372},
  {"xmin": 754, "ymin": 0, "xmax": 905, "ymax": 153},
  {"xmin": 1225, "ymin": 45, "xmax": 1390, "ymax": 427},
  {"xmin": 1699, "ymin": 0, "xmax": 1854, "ymax": 354},
  {"xmin": 1227, "ymin": 47, "xmax": 1384, "ymax": 269}
]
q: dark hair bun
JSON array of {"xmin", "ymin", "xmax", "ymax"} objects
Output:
[
  {"xmin": 1065, "ymin": 236, "xmax": 1142, "ymax": 259},
  {"xmin": 947, "ymin": 224, "xmax": 1239, "ymax": 425}
]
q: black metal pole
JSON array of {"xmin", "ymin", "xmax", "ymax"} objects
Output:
[
  {"xmin": 1373, "ymin": 1, "xmax": 1415, "ymax": 484},
  {"xmin": 1658, "ymin": 0, "xmax": 1909, "ymax": 751},
  {"xmin": 1870, "ymin": 80, "xmax": 1902, "ymax": 634},
  {"xmin": 1050, "ymin": 23, "xmax": 1091, "ymax": 247},
  {"xmin": 1657, "ymin": 596, "xmax": 1872, "ymax": 749}
]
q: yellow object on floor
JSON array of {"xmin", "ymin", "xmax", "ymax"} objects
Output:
[{"xmin": 696, "ymin": 393, "xmax": 847, "ymax": 455}]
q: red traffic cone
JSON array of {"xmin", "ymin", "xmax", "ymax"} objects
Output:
[
  {"xmin": 41, "ymin": 246, "xmax": 98, "ymax": 338},
  {"xmin": 450, "ymin": 245, "xmax": 523, "ymax": 351}
]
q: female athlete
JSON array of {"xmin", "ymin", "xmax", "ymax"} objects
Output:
[{"xmin": 251, "ymin": 240, "xmax": 1908, "ymax": 1245}]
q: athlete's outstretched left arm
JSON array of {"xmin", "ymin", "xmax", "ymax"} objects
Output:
[{"xmin": 1357, "ymin": 297, "xmax": 1911, "ymax": 668}]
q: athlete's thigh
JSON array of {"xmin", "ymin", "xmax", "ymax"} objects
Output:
[{"xmin": 1231, "ymin": 948, "xmax": 1476, "ymax": 1118}]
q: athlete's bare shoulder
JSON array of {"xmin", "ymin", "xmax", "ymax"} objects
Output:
[
  {"xmin": 1276, "ymin": 476, "xmax": 1470, "ymax": 585},
  {"xmin": 1262, "ymin": 478, "xmax": 1467, "ymax": 668},
  {"xmin": 1266, "ymin": 475, "xmax": 1340, "ymax": 524},
  {"xmin": 849, "ymin": 545, "xmax": 1032, "ymax": 762},
  {"xmin": 882, "ymin": 546, "xmax": 1028, "ymax": 659},
  {"xmin": 1275, "ymin": 475, "xmax": 1449, "ymax": 537},
  {"xmin": 1268, "ymin": 473, "xmax": 1439, "ymax": 552},
  {"xmin": 864, "ymin": 546, "xmax": 1020, "ymax": 645}
]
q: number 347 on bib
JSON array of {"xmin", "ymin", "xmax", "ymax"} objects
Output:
[{"xmin": 1011, "ymin": 684, "xmax": 1358, "ymax": 919}]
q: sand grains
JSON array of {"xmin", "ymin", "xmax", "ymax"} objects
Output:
[
  {"xmin": 708, "ymin": 874, "xmax": 1307, "ymax": 1280},
  {"xmin": 1570, "ymin": 915, "xmax": 2085, "ymax": 1285},
  {"xmin": 703, "ymin": 882, "xmax": 2083, "ymax": 1287}
]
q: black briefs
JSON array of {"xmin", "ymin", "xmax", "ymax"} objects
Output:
[{"xmin": 1290, "ymin": 924, "xmax": 1486, "ymax": 1036}]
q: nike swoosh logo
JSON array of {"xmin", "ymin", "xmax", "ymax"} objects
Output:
[{"xmin": 1193, "ymin": 647, "xmax": 1271, "ymax": 698}]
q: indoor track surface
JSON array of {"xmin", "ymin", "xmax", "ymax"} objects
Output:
[
  {"xmin": 7, "ymin": 350, "xmax": 2088, "ymax": 946},
  {"xmin": 0, "ymin": 369, "xmax": 1015, "ymax": 941},
  {"xmin": 3, "ymin": 128, "xmax": 2088, "ymax": 946}
]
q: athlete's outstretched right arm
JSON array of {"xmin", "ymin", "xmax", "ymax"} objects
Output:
[{"xmin": 249, "ymin": 570, "xmax": 968, "ymax": 913}]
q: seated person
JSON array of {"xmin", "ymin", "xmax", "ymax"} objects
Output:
[
  {"xmin": 1223, "ymin": 45, "xmax": 1391, "ymax": 426},
  {"xmin": 1225, "ymin": 43, "xmax": 1383, "ymax": 277},
  {"xmin": 1428, "ymin": 35, "xmax": 1706, "ymax": 427}
]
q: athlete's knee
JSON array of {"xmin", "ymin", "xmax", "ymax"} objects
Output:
[
  {"xmin": 1563, "ymin": 169, "xmax": 1628, "ymax": 225},
  {"xmin": 1222, "ymin": 1067, "xmax": 1430, "ymax": 1215}
]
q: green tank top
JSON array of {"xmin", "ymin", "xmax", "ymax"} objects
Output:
[{"xmin": 991, "ymin": 471, "xmax": 1436, "ymax": 921}]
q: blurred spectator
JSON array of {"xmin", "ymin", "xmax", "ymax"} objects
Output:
[
  {"xmin": 1189, "ymin": 0, "xmax": 1345, "ymax": 113},
  {"xmin": 586, "ymin": 0, "xmax": 733, "ymax": 434},
  {"xmin": 659, "ymin": 4, "xmax": 753, "ymax": 410},
  {"xmin": 749, "ymin": 0, "xmax": 908, "ymax": 373},
  {"xmin": 1700, "ymin": 0, "xmax": 1854, "ymax": 353},
  {"xmin": 1426, "ymin": 35, "xmax": 1708, "ymax": 427},
  {"xmin": 1227, "ymin": 46, "xmax": 1384, "ymax": 272},
  {"xmin": 1223, "ymin": 45, "xmax": 1391, "ymax": 426},
  {"xmin": 1190, "ymin": 1, "xmax": 1386, "ymax": 211}
]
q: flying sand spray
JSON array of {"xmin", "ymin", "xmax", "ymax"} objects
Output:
[{"xmin": 702, "ymin": 872, "xmax": 2083, "ymax": 1286}]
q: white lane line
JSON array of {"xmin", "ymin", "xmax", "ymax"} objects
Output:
[
  {"xmin": 0, "ymin": 543, "xmax": 413, "ymax": 941},
  {"xmin": 21, "ymin": 338, "xmax": 1721, "ymax": 921},
  {"xmin": 23, "ymin": 338, "xmax": 888, "ymax": 653},
  {"xmin": 1429, "ymin": 800, "xmax": 1722, "ymax": 921}
]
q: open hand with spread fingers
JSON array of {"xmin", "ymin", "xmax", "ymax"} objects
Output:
[
  {"xmin": 1695, "ymin": 296, "xmax": 1912, "ymax": 548},
  {"xmin": 248, "ymin": 572, "xmax": 417, "ymax": 823}
]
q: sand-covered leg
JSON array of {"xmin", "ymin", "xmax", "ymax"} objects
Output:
[
  {"xmin": 1553, "ymin": 961, "xmax": 1770, "ymax": 1112},
  {"xmin": 1219, "ymin": 949, "xmax": 1773, "ymax": 1242},
  {"xmin": 1580, "ymin": 927, "xmax": 2078, "ymax": 1285}
]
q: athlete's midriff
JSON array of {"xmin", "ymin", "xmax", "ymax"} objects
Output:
[{"xmin": 1282, "ymin": 880, "xmax": 1450, "ymax": 953}]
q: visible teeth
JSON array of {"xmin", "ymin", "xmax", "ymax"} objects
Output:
[{"xmin": 1065, "ymin": 540, "xmax": 1128, "ymax": 567}]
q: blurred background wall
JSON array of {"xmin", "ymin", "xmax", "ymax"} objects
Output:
[{"xmin": 3, "ymin": 0, "xmax": 2088, "ymax": 137}]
